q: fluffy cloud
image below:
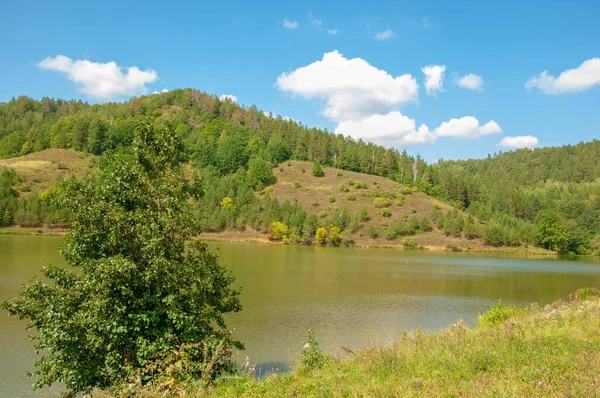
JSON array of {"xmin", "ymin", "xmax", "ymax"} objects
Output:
[
  {"xmin": 275, "ymin": 50, "xmax": 418, "ymax": 122},
  {"xmin": 219, "ymin": 94, "xmax": 238, "ymax": 103},
  {"xmin": 498, "ymin": 135, "xmax": 538, "ymax": 149},
  {"xmin": 374, "ymin": 29, "xmax": 395, "ymax": 40},
  {"xmin": 525, "ymin": 58, "xmax": 600, "ymax": 94},
  {"xmin": 422, "ymin": 64, "xmax": 446, "ymax": 97},
  {"xmin": 335, "ymin": 112, "xmax": 501, "ymax": 146},
  {"xmin": 37, "ymin": 55, "xmax": 158, "ymax": 100},
  {"xmin": 283, "ymin": 19, "xmax": 299, "ymax": 29},
  {"xmin": 327, "ymin": 29, "xmax": 340, "ymax": 35},
  {"xmin": 454, "ymin": 73, "xmax": 484, "ymax": 91}
]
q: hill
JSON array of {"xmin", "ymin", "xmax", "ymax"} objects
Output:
[
  {"xmin": 0, "ymin": 148, "xmax": 96, "ymax": 195},
  {"xmin": 0, "ymin": 90, "xmax": 598, "ymax": 254}
]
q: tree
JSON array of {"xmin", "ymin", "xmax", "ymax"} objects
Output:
[
  {"xmin": 536, "ymin": 210, "xmax": 569, "ymax": 252},
  {"xmin": 248, "ymin": 156, "xmax": 276, "ymax": 189},
  {"xmin": 2, "ymin": 118, "xmax": 242, "ymax": 395},
  {"xmin": 312, "ymin": 162, "xmax": 324, "ymax": 177}
]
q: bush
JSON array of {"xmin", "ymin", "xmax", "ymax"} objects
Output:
[
  {"xmin": 318, "ymin": 211, "xmax": 327, "ymax": 218},
  {"xmin": 478, "ymin": 299, "xmax": 521, "ymax": 327},
  {"xmin": 346, "ymin": 194, "xmax": 356, "ymax": 201},
  {"xmin": 399, "ymin": 187, "xmax": 412, "ymax": 195},
  {"xmin": 268, "ymin": 221, "xmax": 289, "ymax": 240},
  {"xmin": 312, "ymin": 162, "xmax": 324, "ymax": 177},
  {"xmin": 379, "ymin": 208, "xmax": 392, "ymax": 217},
  {"xmin": 300, "ymin": 330, "xmax": 325, "ymax": 371},
  {"xmin": 316, "ymin": 227, "xmax": 328, "ymax": 244},
  {"xmin": 336, "ymin": 171, "xmax": 343, "ymax": 177},
  {"xmin": 411, "ymin": 208, "xmax": 417, "ymax": 213},
  {"xmin": 403, "ymin": 237, "xmax": 417, "ymax": 249},
  {"xmin": 395, "ymin": 195, "xmax": 404, "ymax": 206},
  {"xmin": 311, "ymin": 202, "xmax": 319, "ymax": 207},
  {"xmin": 339, "ymin": 183, "xmax": 350, "ymax": 192},
  {"xmin": 328, "ymin": 196, "xmax": 336, "ymax": 203},
  {"xmin": 368, "ymin": 226, "xmax": 379, "ymax": 239},
  {"xmin": 355, "ymin": 181, "xmax": 368, "ymax": 189},
  {"xmin": 293, "ymin": 180, "xmax": 302, "ymax": 188},
  {"xmin": 359, "ymin": 208, "xmax": 370, "ymax": 222},
  {"xmin": 373, "ymin": 197, "xmax": 391, "ymax": 208}
]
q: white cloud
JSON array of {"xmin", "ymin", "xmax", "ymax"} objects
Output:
[
  {"xmin": 422, "ymin": 64, "xmax": 446, "ymax": 97},
  {"xmin": 219, "ymin": 94, "xmax": 238, "ymax": 103},
  {"xmin": 498, "ymin": 135, "xmax": 538, "ymax": 149},
  {"xmin": 307, "ymin": 12, "xmax": 339, "ymax": 35},
  {"xmin": 454, "ymin": 73, "xmax": 484, "ymax": 91},
  {"xmin": 283, "ymin": 19, "xmax": 299, "ymax": 29},
  {"xmin": 336, "ymin": 112, "xmax": 433, "ymax": 146},
  {"xmin": 525, "ymin": 58, "xmax": 600, "ymax": 94},
  {"xmin": 37, "ymin": 55, "xmax": 158, "ymax": 100},
  {"xmin": 275, "ymin": 50, "xmax": 418, "ymax": 122},
  {"xmin": 327, "ymin": 29, "xmax": 340, "ymax": 35},
  {"xmin": 374, "ymin": 29, "xmax": 395, "ymax": 40},
  {"xmin": 435, "ymin": 116, "xmax": 501, "ymax": 139},
  {"xmin": 335, "ymin": 112, "xmax": 501, "ymax": 147}
]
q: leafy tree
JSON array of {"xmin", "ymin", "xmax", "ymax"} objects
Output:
[
  {"xmin": 536, "ymin": 210, "xmax": 569, "ymax": 252},
  {"xmin": 247, "ymin": 157, "xmax": 276, "ymax": 189},
  {"xmin": 2, "ymin": 119, "xmax": 242, "ymax": 395},
  {"xmin": 312, "ymin": 162, "xmax": 324, "ymax": 177}
]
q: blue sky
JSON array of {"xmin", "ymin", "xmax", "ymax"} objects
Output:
[{"xmin": 1, "ymin": 0, "xmax": 599, "ymax": 162}]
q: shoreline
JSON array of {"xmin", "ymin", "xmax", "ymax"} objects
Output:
[{"xmin": 0, "ymin": 226, "xmax": 562, "ymax": 258}]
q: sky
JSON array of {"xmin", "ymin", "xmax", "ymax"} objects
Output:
[{"xmin": 1, "ymin": 0, "xmax": 599, "ymax": 162}]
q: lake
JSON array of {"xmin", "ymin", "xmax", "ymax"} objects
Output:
[{"xmin": 1, "ymin": 235, "xmax": 600, "ymax": 396}]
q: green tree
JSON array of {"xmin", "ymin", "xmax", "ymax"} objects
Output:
[
  {"xmin": 312, "ymin": 161, "xmax": 324, "ymax": 177},
  {"xmin": 2, "ymin": 119, "xmax": 242, "ymax": 395},
  {"xmin": 248, "ymin": 157, "xmax": 276, "ymax": 189},
  {"xmin": 536, "ymin": 210, "xmax": 569, "ymax": 252}
]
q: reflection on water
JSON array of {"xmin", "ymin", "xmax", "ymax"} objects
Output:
[{"xmin": 1, "ymin": 235, "xmax": 599, "ymax": 397}]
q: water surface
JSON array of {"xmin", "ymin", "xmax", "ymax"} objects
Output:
[{"xmin": 1, "ymin": 235, "xmax": 599, "ymax": 396}]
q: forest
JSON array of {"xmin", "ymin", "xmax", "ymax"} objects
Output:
[{"xmin": 0, "ymin": 89, "xmax": 599, "ymax": 254}]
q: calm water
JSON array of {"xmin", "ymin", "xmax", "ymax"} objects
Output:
[{"xmin": 1, "ymin": 235, "xmax": 600, "ymax": 396}]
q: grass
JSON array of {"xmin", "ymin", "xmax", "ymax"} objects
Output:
[
  {"xmin": 0, "ymin": 148, "xmax": 97, "ymax": 196},
  {"xmin": 95, "ymin": 289, "xmax": 600, "ymax": 397}
]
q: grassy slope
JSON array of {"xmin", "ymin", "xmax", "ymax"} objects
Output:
[{"xmin": 0, "ymin": 148, "xmax": 96, "ymax": 196}]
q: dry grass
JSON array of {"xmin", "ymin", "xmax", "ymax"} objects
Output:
[
  {"xmin": 0, "ymin": 149, "xmax": 97, "ymax": 195},
  {"xmin": 270, "ymin": 161, "xmax": 493, "ymax": 250}
]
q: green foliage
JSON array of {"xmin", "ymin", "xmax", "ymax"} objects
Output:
[
  {"xmin": 403, "ymin": 237, "xmax": 416, "ymax": 249},
  {"xmin": 478, "ymin": 299, "xmax": 521, "ymax": 327},
  {"xmin": 346, "ymin": 194, "xmax": 356, "ymax": 201},
  {"xmin": 536, "ymin": 210, "xmax": 569, "ymax": 252},
  {"xmin": 300, "ymin": 330, "xmax": 325, "ymax": 372},
  {"xmin": 293, "ymin": 180, "xmax": 302, "ymax": 188},
  {"xmin": 336, "ymin": 171, "xmax": 343, "ymax": 177},
  {"xmin": 247, "ymin": 157, "xmax": 276, "ymax": 190},
  {"xmin": 316, "ymin": 227, "xmax": 328, "ymax": 245},
  {"xmin": 268, "ymin": 221, "xmax": 289, "ymax": 241},
  {"xmin": 312, "ymin": 162, "xmax": 324, "ymax": 177},
  {"xmin": 378, "ymin": 208, "xmax": 392, "ymax": 217},
  {"xmin": 1, "ymin": 119, "xmax": 242, "ymax": 395},
  {"xmin": 328, "ymin": 196, "xmax": 336, "ymax": 203},
  {"xmin": 359, "ymin": 208, "xmax": 370, "ymax": 222},
  {"xmin": 373, "ymin": 197, "xmax": 391, "ymax": 208},
  {"xmin": 354, "ymin": 181, "xmax": 368, "ymax": 189},
  {"xmin": 339, "ymin": 183, "xmax": 350, "ymax": 192}
]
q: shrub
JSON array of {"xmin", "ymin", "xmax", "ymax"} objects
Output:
[
  {"xmin": 311, "ymin": 202, "xmax": 319, "ymax": 207},
  {"xmin": 301, "ymin": 168, "xmax": 306, "ymax": 173},
  {"xmin": 355, "ymin": 181, "xmax": 368, "ymax": 189},
  {"xmin": 346, "ymin": 194, "xmax": 356, "ymax": 201},
  {"xmin": 359, "ymin": 208, "xmax": 370, "ymax": 222},
  {"xmin": 403, "ymin": 237, "xmax": 417, "ymax": 249},
  {"xmin": 478, "ymin": 299, "xmax": 521, "ymax": 327},
  {"xmin": 373, "ymin": 197, "xmax": 392, "ymax": 208},
  {"xmin": 328, "ymin": 196, "xmax": 336, "ymax": 203},
  {"xmin": 339, "ymin": 183, "xmax": 350, "ymax": 192},
  {"xmin": 368, "ymin": 226, "xmax": 379, "ymax": 239},
  {"xmin": 395, "ymin": 195, "xmax": 404, "ymax": 206},
  {"xmin": 379, "ymin": 208, "xmax": 392, "ymax": 217},
  {"xmin": 318, "ymin": 211, "xmax": 327, "ymax": 218},
  {"xmin": 316, "ymin": 227, "xmax": 328, "ymax": 244},
  {"xmin": 411, "ymin": 208, "xmax": 417, "ymax": 213},
  {"xmin": 329, "ymin": 226, "xmax": 342, "ymax": 246},
  {"xmin": 293, "ymin": 180, "xmax": 302, "ymax": 188},
  {"xmin": 248, "ymin": 157, "xmax": 276, "ymax": 189},
  {"xmin": 268, "ymin": 221, "xmax": 289, "ymax": 241},
  {"xmin": 336, "ymin": 171, "xmax": 343, "ymax": 177},
  {"xmin": 348, "ymin": 179, "xmax": 355, "ymax": 186},
  {"xmin": 300, "ymin": 330, "xmax": 325, "ymax": 371},
  {"xmin": 399, "ymin": 187, "xmax": 412, "ymax": 195},
  {"xmin": 419, "ymin": 216, "xmax": 433, "ymax": 232},
  {"xmin": 312, "ymin": 162, "xmax": 324, "ymax": 177}
]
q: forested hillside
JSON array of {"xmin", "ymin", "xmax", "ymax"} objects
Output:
[{"xmin": 0, "ymin": 89, "xmax": 599, "ymax": 254}]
